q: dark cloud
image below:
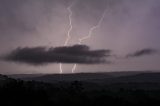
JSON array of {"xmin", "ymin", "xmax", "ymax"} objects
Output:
[
  {"xmin": 126, "ymin": 49, "xmax": 158, "ymax": 58},
  {"xmin": 2, "ymin": 45, "xmax": 111, "ymax": 65}
]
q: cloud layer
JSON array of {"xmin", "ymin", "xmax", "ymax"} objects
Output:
[
  {"xmin": 126, "ymin": 49, "xmax": 158, "ymax": 58},
  {"xmin": 2, "ymin": 45, "xmax": 111, "ymax": 65}
]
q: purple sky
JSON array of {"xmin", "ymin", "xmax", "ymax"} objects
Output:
[{"xmin": 0, "ymin": 0, "xmax": 160, "ymax": 74}]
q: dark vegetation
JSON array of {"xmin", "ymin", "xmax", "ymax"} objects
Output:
[{"xmin": 1, "ymin": 72, "xmax": 160, "ymax": 106}]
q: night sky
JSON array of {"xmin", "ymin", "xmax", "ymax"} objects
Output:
[{"xmin": 0, "ymin": 0, "xmax": 160, "ymax": 74}]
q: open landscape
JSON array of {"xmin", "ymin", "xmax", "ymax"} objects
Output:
[{"xmin": 0, "ymin": 71, "xmax": 160, "ymax": 105}]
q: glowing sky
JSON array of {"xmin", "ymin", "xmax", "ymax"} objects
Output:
[{"xmin": 0, "ymin": 0, "xmax": 160, "ymax": 74}]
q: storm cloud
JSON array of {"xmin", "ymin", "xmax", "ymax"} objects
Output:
[
  {"xmin": 2, "ymin": 45, "xmax": 111, "ymax": 65},
  {"xmin": 0, "ymin": 0, "xmax": 160, "ymax": 73},
  {"xmin": 126, "ymin": 49, "xmax": 158, "ymax": 58}
]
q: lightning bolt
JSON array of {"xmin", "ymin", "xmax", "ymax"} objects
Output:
[
  {"xmin": 79, "ymin": 10, "xmax": 106, "ymax": 44},
  {"xmin": 71, "ymin": 9, "xmax": 107, "ymax": 73},
  {"xmin": 59, "ymin": 1, "xmax": 75, "ymax": 74},
  {"xmin": 64, "ymin": 5, "xmax": 73, "ymax": 46}
]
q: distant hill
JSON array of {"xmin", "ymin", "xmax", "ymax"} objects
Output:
[
  {"xmin": 9, "ymin": 71, "xmax": 147, "ymax": 79},
  {"xmin": 21, "ymin": 73, "xmax": 112, "ymax": 83},
  {"xmin": 103, "ymin": 73, "xmax": 160, "ymax": 83},
  {"xmin": 10, "ymin": 71, "xmax": 160, "ymax": 84},
  {"xmin": 8, "ymin": 74, "xmax": 44, "ymax": 79}
]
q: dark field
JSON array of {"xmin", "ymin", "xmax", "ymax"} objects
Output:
[{"xmin": 1, "ymin": 71, "xmax": 160, "ymax": 106}]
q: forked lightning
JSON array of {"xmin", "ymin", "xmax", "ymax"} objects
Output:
[{"xmin": 71, "ymin": 9, "xmax": 107, "ymax": 73}]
